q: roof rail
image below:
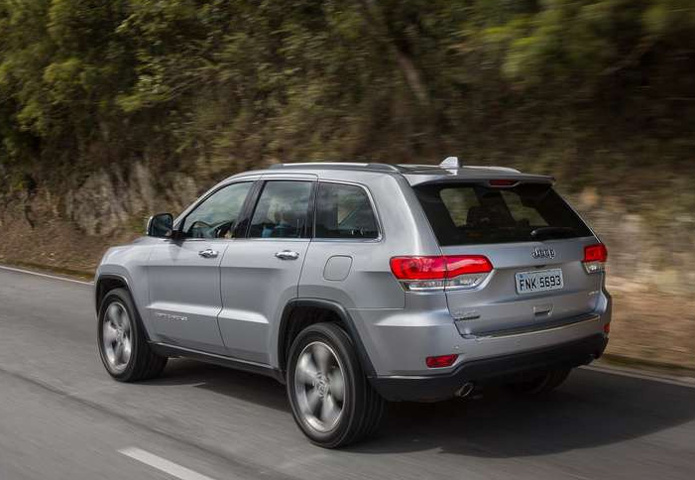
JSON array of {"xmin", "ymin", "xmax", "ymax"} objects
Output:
[
  {"xmin": 268, "ymin": 162, "xmax": 400, "ymax": 173},
  {"xmin": 396, "ymin": 164, "xmax": 441, "ymax": 170}
]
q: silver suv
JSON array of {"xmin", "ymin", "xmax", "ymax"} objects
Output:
[{"xmin": 95, "ymin": 158, "xmax": 611, "ymax": 448}]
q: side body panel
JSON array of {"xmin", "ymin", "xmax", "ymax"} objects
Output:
[
  {"xmin": 218, "ymin": 173, "xmax": 317, "ymax": 367},
  {"xmin": 219, "ymin": 238, "xmax": 310, "ymax": 364},
  {"xmin": 146, "ymin": 238, "xmax": 229, "ymax": 354}
]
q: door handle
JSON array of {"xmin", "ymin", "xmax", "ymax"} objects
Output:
[
  {"xmin": 198, "ymin": 248, "xmax": 219, "ymax": 258},
  {"xmin": 275, "ymin": 250, "xmax": 300, "ymax": 260}
]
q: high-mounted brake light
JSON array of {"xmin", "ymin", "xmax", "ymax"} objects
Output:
[
  {"xmin": 582, "ymin": 243, "xmax": 607, "ymax": 274},
  {"xmin": 489, "ymin": 179, "xmax": 518, "ymax": 187},
  {"xmin": 390, "ymin": 255, "xmax": 493, "ymax": 291}
]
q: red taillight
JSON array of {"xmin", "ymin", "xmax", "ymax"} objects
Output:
[
  {"xmin": 445, "ymin": 256, "xmax": 493, "ymax": 277},
  {"xmin": 603, "ymin": 322, "xmax": 611, "ymax": 334},
  {"xmin": 389, "ymin": 256, "xmax": 447, "ymax": 280},
  {"xmin": 583, "ymin": 243, "xmax": 607, "ymax": 274},
  {"xmin": 390, "ymin": 255, "xmax": 492, "ymax": 280},
  {"xmin": 426, "ymin": 354, "xmax": 458, "ymax": 368},
  {"xmin": 584, "ymin": 244, "xmax": 608, "ymax": 263}
]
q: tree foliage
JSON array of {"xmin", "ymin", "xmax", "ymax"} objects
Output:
[{"xmin": 1, "ymin": 0, "xmax": 694, "ymax": 189}]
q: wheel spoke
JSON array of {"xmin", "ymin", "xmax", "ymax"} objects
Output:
[
  {"xmin": 118, "ymin": 308, "xmax": 129, "ymax": 329},
  {"xmin": 296, "ymin": 353, "xmax": 319, "ymax": 385},
  {"xmin": 122, "ymin": 337, "xmax": 132, "ymax": 363},
  {"xmin": 103, "ymin": 324, "xmax": 118, "ymax": 344},
  {"xmin": 122, "ymin": 318, "xmax": 131, "ymax": 336},
  {"xmin": 320, "ymin": 394, "xmax": 340, "ymax": 425},
  {"xmin": 328, "ymin": 368, "xmax": 344, "ymax": 402},
  {"xmin": 107, "ymin": 304, "xmax": 122, "ymax": 327},
  {"xmin": 114, "ymin": 342, "xmax": 124, "ymax": 364},
  {"xmin": 306, "ymin": 388, "xmax": 321, "ymax": 414},
  {"xmin": 312, "ymin": 343, "xmax": 331, "ymax": 374}
]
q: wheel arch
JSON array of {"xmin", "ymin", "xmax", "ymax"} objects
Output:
[
  {"xmin": 95, "ymin": 274, "xmax": 132, "ymax": 314},
  {"xmin": 278, "ymin": 298, "xmax": 376, "ymax": 378},
  {"xmin": 96, "ymin": 273, "xmax": 157, "ymax": 344}
]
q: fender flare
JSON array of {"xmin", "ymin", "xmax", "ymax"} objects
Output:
[
  {"xmin": 94, "ymin": 274, "xmax": 133, "ymax": 313},
  {"xmin": 95, "ymin": 273, "xmax": 158, "ymax": 343},
  {"xmin": 278, "ymin": 298, "xmax": 376, "ymax": 377}
]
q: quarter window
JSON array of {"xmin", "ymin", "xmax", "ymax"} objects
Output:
[
  {"xmin": 315, "ymin": 183, "xmax": 378, "ymax": 239},
  {"xmin": 248, "ymin": 181, "xmax": 313, "ymax": 239},
  {"xmin": 181, "ymin": 182, "xmax": 252, "ymax": 239}
]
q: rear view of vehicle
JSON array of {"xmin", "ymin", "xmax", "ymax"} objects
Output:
[{"xmin": 373, "ymin": 160, "xmax": 611, "ymax": 401}]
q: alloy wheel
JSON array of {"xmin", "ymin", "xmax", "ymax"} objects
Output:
[
  {"xmin": 293, "ymin": 341, "xmax": 346, "ymax": 433},
  {"xmin": 102, "ymin": 301, "xmax": 133, "ymax": 373}
]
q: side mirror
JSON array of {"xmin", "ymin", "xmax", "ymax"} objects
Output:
[{"xmin": 146, "ymin": 213, "xmax": 174, "ymax": 238}]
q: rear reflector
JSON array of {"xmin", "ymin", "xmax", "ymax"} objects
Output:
[
  {"xmin": 426, "ymin": 354, "xmax": 458, "ymax": 368},
  {"xmin": 390, "ymin": 255, "xmax": 492, "ymax": 280},
  {"xmin": 583, "ymin": 244, "xmax": 608, "ymax": 274}
]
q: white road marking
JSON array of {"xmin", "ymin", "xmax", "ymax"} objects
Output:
[
  {"xmin": 0, "ymin": 264, "xmax": 93, "ymax": 286},
  {"xmin": 582, "ymin": 364, "xmax": 695, "ymax": 389},
  {"xmin": 119, "ymin": 448, "xmax": 223, "ymax": 480}
]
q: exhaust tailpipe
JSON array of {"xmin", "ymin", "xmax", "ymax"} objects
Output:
[{"xmin": 455, "ymin": 382, "xmax": 475, "ymax": 398}]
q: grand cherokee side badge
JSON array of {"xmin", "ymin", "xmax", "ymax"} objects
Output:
[{"xmin": 155, "ymin": 312, "xmax": 188, "ymax": 322}]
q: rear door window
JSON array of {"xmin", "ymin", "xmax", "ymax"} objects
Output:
[
  {"xmin": 414, "ymin": 183, "xmax": 592, "ymax": 246},
  {"xmin": 248, "ymin": 181, "xmax": 314, "ymax": 239}
]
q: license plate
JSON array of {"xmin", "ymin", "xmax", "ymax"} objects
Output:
[{"xmin": 515, "ymin": 268, "xmax": 564, "ymax": 295}]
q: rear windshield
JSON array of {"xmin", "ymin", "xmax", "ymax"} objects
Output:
[{"xmin": 414, "ymin": 182, "xmax": 592, "ymax": 246}]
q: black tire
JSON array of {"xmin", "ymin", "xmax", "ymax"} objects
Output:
[
  {"xmin": 97, "ymin": 288, "xmax": 167, "ymax": 382},
  {"xmin": 507, "ymin": 367, "xmax": 572, "ymax": 395},
  {"xmin": 286, "ymin": 322, "xmax": 385, "ymax": 448}
]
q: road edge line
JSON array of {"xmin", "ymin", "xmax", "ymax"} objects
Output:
[
  {"xmin": 0, "ymin": 264, "xmax": 93, "ymax": 286},
  {"xmin": 581, "ymin": 364, "xmax": 695, "ymax": 389}
]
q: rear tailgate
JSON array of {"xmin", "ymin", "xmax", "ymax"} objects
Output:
[{"xmin": 414, "ymin": 181, "xmax": 604, "ymax": 337}]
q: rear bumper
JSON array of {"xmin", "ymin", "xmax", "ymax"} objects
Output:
[{"xmin": 369, "ymin": 333, "xmax": 608, "ymax": 402}]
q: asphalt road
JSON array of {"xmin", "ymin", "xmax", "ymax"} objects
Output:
[{"xmin": 1, "ymin": 267, "xmax": 694, "ymax": 480}]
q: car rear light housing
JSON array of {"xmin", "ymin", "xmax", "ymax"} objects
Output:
[
  {"xmin": 582, "ymin": 243, "xmax": 607, "ymax": 274},
  {"xmin": 426, "ymin": 354, "xmax": 459, "ymax": 368},
  {"xmin": 390, "ymin": 255, "xmax": 493, "ymax": 291}
]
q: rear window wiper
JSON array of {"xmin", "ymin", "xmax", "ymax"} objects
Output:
[{"xmin": 530, "ymin": 226, "xmax": 577, "ymax": 240}]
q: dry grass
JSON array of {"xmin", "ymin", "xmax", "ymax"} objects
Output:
[{"xmin": 607, "ymin": 289, "xmax": 695, "ymax": 371}]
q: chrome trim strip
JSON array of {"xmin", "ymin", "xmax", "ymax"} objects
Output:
[
  {"xmin": 457, "ymin": 313, "xmax": 600, "ymax": 340},
  {"xmin": 151, "ymin": 342, "xmax": 273, "ymax": 370}
]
